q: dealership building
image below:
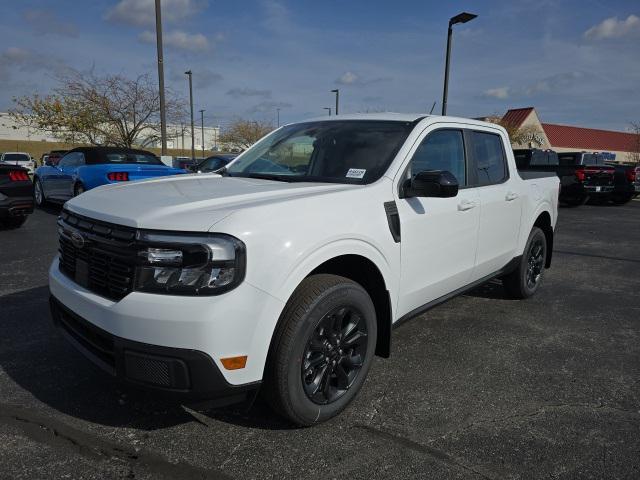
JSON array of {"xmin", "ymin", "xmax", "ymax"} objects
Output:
[{"xmin": 496, "ymin": 107, "xmax": 639, "ymax": 163}]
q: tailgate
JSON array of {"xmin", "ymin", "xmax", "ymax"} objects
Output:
[
  {"xmin": 0, "ymin": 169, "xmax": 33, "ymax": 197},
  {"xmin": 581, "ymin": 166, "xmax": 614, "ymax": 187}
]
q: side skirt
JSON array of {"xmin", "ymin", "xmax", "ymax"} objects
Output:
[{"xmin": 392, "ymin": 255, "xmax": 521, "ymax": 330}]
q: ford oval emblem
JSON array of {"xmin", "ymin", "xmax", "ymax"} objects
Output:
[{"xmin": 71, "ymin": 231, "xmax": 85, "ymax": 249}]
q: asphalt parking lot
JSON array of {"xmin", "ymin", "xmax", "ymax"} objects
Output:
[{"xmin": 1, "ymin": 201, "xmax": 639, "ymax": 479}]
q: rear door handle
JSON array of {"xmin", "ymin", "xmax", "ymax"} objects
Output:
[
  {"xmin": 458, "ymin": 200, "xmax": 477, "ymax": 211},
  {"xmin": 505, "ymin": 191, "xmax": 519, "ymax": 201}
]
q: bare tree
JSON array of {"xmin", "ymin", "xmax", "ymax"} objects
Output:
[
  {"xmin": 10, "ymin": 71, "xmax": 185, "ymax": 148},
  {"xmin": 219, "ymin": 119, "xmax": 274, "ymax": 150},
  {"xmin": 498, "ymin": 119, "xmax": 545, "ymax": 147}
]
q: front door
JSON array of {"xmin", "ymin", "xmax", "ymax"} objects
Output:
[{"xmin": 395, "ymin": 127, "xmax": 480, "ymax": 319}]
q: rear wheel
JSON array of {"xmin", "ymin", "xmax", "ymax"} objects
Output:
[
  {"xmin": 503, "ymin": 227, "xmax": 547, "ymax": 299},
  {"xmin": 34, "ymin": 178, "xmax": 46, "ymax": 207},
  {"xmin": 263, "ymin": 274, "xmax": 377, "ymax": 426}
]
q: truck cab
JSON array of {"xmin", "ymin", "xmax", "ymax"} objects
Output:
[{"xmin": 49, "ymin": 114, "xmax": 559, "ymax": 425}]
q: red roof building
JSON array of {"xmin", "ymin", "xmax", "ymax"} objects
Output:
[{"xmin": 498, "ymin": 107, "xmax": 639, "ymax": 163}]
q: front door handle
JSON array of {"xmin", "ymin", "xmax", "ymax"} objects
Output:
[
  {"xmin": 505, "ymin": 191, "xmax": 519, "ymax": 201},
  {"xmin": 458, "ymin": 199, "xmax": 477, "ymax": 211}
]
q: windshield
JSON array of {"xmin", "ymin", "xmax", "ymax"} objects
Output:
[
  {"xmin": 226, "ymin": 120, "xmax": 415, "ymax": 184},
  {"xmin": 103, "ymin": 152, "xmax": 163, "ymax": 165},
  {"xmin": 3, "ymin": 154, "xmax": 30, "ymax": 162}
]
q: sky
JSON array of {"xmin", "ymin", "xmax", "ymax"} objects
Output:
[{"xmin": 0, "ymin": 0, "xmax": 638, "ymax": 131}]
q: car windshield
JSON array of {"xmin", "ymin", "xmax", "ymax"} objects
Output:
[
  {"xmin": 104, "ymin": 152, "xmax": 163, "ymax": 165},
  {"xmin": 3, "ymin": 154, "xmax": 30, "ymax": 162},
  {"xmin": 225, "ymin": 120, "xmax": 415, "ymax": 184}
]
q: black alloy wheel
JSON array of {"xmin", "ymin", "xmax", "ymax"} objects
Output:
[
  {"xmin": 301, "ymin": 306, "xmax": 368, "ymax": 405},
  {"xmin": 525, "ymin": 237, "xmax": 545, "ymax": 290}
]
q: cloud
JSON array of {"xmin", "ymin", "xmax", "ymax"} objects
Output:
[
  {"xmin": 247, "ymin": 101, "xmax": 292, "ymax": 114},
  {"xmin": 0, "ymin": 47, "xmax": 65, "ymax": 82},
  {"xmin": 335, "ymin": 71, "xmax": 391, "ymax": 87},
  {"xmin": 262, "ymin": 0, "xmax": 290, "ymax": 33},
  {"xmin": 584, "ymin": 14, "xmax": 640, "ymax": 40},
  {"xmin": 227, "ymin": 88, "xmax": 272, "ymax": 99},
  {"xmin": 483, "ymin": 87, "xmax": 510, "ymax": 99},
  {"xmin": 139, "ymin": 30, "xmax": 209, "ymax": 51},
  {"xmin": 23, "ymin": 9, "xmax": 78, "ymax": 37},
  {"xmin": 337, "ymin": 71, "xmax": 359, "ymax": 85},
  {"xmin": 105, "ymin": 0, "xmax": 207, "ymax": 27},
  {"xmin": 484, "ymin": 72, "xmax": 587, "ymax": 100}
]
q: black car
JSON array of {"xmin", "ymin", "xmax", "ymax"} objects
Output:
[
  {"xmin": 190, "ymin": 154, "xmax": 236, "ymax": 173},
  {"xmin": 605, "ymin": 162, "xmax": 640, "ymax": 205},
  {"xmin": 514, "ymin": 149, "xmax": 615, "ymax": 206},
  {"xmin": 0, "ymin": 164, "xmax": 34, "ymax": 228}
]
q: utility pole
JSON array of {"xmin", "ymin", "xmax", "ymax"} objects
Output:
[
  {"xmin": 331, "ymin": 89, "xmax": 339, "ymax": 115},
  {"xmin": 154, "ymin": 0, "xmax": 167, "ymax": 155},
  {"xmin": 185, "ymin": 70, "xmax": 195, "ymax": 160},
  {"xmin": 199, "ymin": 109, "xmax": 205, "ymax": 158},
  {"xmin": 323, "ymin": 107, "xmax": 332, "ymax": 116}
]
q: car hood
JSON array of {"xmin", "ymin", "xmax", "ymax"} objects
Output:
[{"xmin": 65, "ymin": 174, "xmax": 356, "ymax": 231}]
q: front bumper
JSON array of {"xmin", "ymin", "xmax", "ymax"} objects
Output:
[
  {"xmin": 50, "ymin": 296, "xmax": 258, "ymax": 402},
  {"xmin": 49, "ymin": 256, "xmax": 286, "ymax": 389},
  {"xmin": 0, "ymin": 195, "xmax": 34, "ymax": 218}
]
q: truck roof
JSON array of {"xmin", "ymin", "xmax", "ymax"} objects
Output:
[{"xmin": 296, "ymin": 113, "xmax": 503, "ymax": 130}]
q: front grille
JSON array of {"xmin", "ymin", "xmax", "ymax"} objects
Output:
[{"xmin": 58, "ymin": 210, "xmax": 137, "ymax": 301}]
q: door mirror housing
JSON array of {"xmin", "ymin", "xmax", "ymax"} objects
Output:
[{"xmin": 401, "ymin": 170, "xmax": 459, "ymax": 198}]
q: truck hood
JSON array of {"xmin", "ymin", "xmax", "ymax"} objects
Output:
[{"xmin": 65, "ymin": 174, "xmax": 356, "ymax": 231}]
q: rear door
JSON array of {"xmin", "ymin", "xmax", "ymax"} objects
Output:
[
  {"xmin": 469, "ymin": 129, "xmax": 522, "ymax": 279},
  {"xmin": 394, "ymin": 126, "xmax": 481, "ymax": 318}
]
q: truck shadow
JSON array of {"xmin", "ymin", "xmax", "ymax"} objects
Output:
[{"xmin": 0, "ymin": 285, "xmax": 293, "ymax": 431}]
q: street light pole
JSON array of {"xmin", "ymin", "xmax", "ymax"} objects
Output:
[
  {"xmin": 154, "ymin": 0, "xmax": 167, "ymax": 155},
  {"xmin": 323, "ymin": 107, "xmax": 332, "ymax": 116},
  {"xmin": 185, "ymin": 70, "xmax": 195, "ymax": 160},
  {"xmin": 199, "ymin": 109, "xmax": 205, "ymax": 158},
  {"xmin": 441, "ymin": 12, "xmax": 477, "ymax": 116},
  {"xmin": 331, "ymin": 89, "xmax": 339, "ymax": 115}
]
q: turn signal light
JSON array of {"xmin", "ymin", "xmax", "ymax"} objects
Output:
[
  {"xmin": 626, "ymin": 168, "xmax": 637, "ymax": 182},
  {"xmin": 574, "ymin": 169, "xmax": 586, "ymax": 182},
  {"xmin": 8, "ymin": 170, "xmax": 29, "ymax": 181},
  {"xmin": 220, "ymin": 356, "xmax": 248, "ymax": 370},
  {"xmin": 107, "ymin": 172, "xmax": 129, "ymax": 181}
]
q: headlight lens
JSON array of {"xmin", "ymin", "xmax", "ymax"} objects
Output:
[{"xmin": 134, "ymin": 232, "xmax": 246, "ymax": 296}]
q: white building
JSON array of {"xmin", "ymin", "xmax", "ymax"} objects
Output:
[{"xmin": 0, "ymin": 112, "xmax": 221, "ymax": 152}]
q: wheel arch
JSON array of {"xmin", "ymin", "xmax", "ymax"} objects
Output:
[{"xmin": 532, "ymin": 210, "xmax": 553, "ymax": 268}]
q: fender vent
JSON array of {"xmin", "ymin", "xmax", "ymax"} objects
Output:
[{"xmin": 383, "ymin": 201, "xmax": 401, "ymax": 243}]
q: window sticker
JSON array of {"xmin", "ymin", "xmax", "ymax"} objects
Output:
[{"xmin": 346, "ymin": 168, "xmax": 366, "ymax": 179}]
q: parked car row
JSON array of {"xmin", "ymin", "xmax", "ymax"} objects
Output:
[{"xmin": 514, "ymin": 148, "xmax": 638, "ymax": 206}]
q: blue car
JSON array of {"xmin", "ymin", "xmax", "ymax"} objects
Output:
[{"xmin": 33, "ymin": 147, "xmax": 185, "ymax": 206}]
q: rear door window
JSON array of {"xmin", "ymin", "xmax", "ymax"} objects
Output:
[{"xmin": 470, "ymin": 131, "xmax": 507, "ymax": 186}]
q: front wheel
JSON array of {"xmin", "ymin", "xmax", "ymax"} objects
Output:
[
  {"xmin": 502, "ymin": 227, "xmax": 547, "ymax": 299},
  {"xmin": 34, "ymin": 178, "xmax": 46, "ymax": 207},
  {"xmin": 263, "ymin": 274, "xmax": 377, "ymax": 426},
  {"xmin": 74, "ymin": 183, "xmax": 85, "ymax": 197}
]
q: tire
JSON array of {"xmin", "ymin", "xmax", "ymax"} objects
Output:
[
  {"xmin": 611, "ymin": 193, "xmax": 632, "ymax": 205},
  {"xmin": 263, "ymin": 274, "xmax": 377, "ymax": 426},
  {"xmin": 502, "ymin": 227, "xmax": 547, "ymax": 299},
  {"xmin": 34, "ymin": 178, "xmax": 46, "ymax": 207},
  {"xmin": 74, "ymin": 183, "xmax": 85, "ymax": 197},
  {"xmin": 1, "ymin": 215, "xmax": 27, "ymax": 229}
]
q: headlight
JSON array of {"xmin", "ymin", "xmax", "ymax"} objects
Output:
[{"xmin": 134, "ymin": 232, "xmax": 246, "ymax": 296}]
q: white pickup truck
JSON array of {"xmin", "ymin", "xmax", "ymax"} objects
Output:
[{"xmin": 49, "ymin": 114, "xmax": 559, "ymax": 425}]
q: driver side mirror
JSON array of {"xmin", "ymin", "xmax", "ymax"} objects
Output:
[{"xmin": 401, "ymin": 170, "xmax": 459, "ymax": 198}]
